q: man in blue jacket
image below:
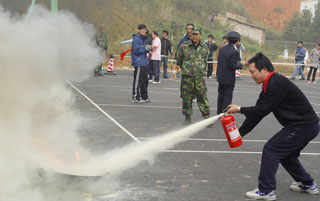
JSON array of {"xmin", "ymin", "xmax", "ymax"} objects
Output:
[
  {"xmin": 290, "ymin": 41, "xmax": 306, "ymax": 80},
  {"xmin": 131, "ymin": 24, "xmax": 152, "ymax": 103}
]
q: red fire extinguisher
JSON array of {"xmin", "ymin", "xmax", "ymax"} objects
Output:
[{"xmin": 221, "ymin": 114, "xmax": 242, "ymax": 148}]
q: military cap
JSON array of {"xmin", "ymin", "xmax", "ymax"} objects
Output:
[
  {"xmin": 227, "ymin": 31, "xmax": 241, "ymax": 41},
  {"xmin": 192, "ymin": 26, "xmax": 202, "ymax": 34}
]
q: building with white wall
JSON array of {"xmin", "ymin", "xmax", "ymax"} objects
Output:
[{"xmin": 300, "ymin": 0, "xmax": 318, "ymax": 18}]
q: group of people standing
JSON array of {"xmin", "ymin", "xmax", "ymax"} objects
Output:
[
  {"xmin": 131, "ymin": 24, "xmax": 175, "ymax": 103},
  {"xmin": 290, "ymin": 41, "xmax": 320, "ymax": 83},
  {"xmin": 128, "ymin": 23, "xmax": 319, "ymax": 201},
  {"xmin": 130, "ymin": 23, "xmax": 222, "ymax": 104}
]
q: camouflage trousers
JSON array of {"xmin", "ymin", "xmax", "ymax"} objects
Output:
[
  {"xmin": 181, "ymin": 75, "xmax": 210, "ymax": 117},
  {"xmin": 95, "ymin": 50, "xmax": 107, "ymax": 73}
]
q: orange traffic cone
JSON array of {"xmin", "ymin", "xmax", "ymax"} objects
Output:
[
  {"xmin": 235, "ymin": 69, "xmax": 241, "ymax": 80},
  {"xmin": 105, "ymin": 54, "xmax": 116, "ymax": 75}
]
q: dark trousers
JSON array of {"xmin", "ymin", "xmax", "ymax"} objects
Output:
[
  {"xmin": 207, "ymin": 58, "xmax": 213, "ymax": 77},
  {"xmin": 152, "ymin": 60, "xmax": 161, "ymax": 82},
  {"xmin": 307, "ymin": 67, "xmax": 318, "ymax": 81},
  {"xmin": 147, "ymin": 59, "xmax": 153, "ymax": 80},
  {"xmin": 132, "ymin": 66, "xmax": 148, "ymax": 100},
  {"xmin": 258, "ymin": 122, "xmax": 319, "ymax": 193},
  {"xmin": 217, "ymin": 84, "xmax": 235, "ymax": 114},
  {"xmin": 161, "ymin": 56, "xmax": 168, "ymax": 77}
]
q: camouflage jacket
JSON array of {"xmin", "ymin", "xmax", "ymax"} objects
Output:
[
  {"xmin": 96, "ymin": 32, "xmax": 108, "ymax": 50},
  {"xmin": 176, "ymin": 40, "xmax": 208, "ymax": 77}
]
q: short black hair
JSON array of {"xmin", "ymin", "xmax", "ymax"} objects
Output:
[
  {"xmin": 223, "ymin": 35, "xmax": 228, "ymax": 40},
  {"xmin": 138, "ymin": 24, "xmax": 147, "ymax": 30},
  {"xmin": 208, "ymin": 35, "xmax": 214, "ymax": 39},
  {"xmin": 152, "ymin": 31, "xmax": 158, "ymax": 36},
  {"xmin": 228, "ymin": 38, "xmax": 239, "ymax": 44},
  {"xmin": 186, "ymin": 23, "xmax": 194, "ymax": 29},
  {"xmin": 248, "ymin": 52, "xmax": 274, "ymax": 72},
  {"xmin": 163, "ymin": 30, "xmax": 169, "ymax": 35},
  {"xmin": 297, "ymin": 41, "xmax": 303, "ymax": 45}
]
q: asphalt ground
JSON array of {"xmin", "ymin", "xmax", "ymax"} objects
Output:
[{"xmin": 69, "ymin": 69, "xmax": 320, "ymax": 201}]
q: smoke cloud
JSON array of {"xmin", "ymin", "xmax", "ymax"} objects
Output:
[
  {"xmin": 0, "ymin": 4, "xmax": 104, "ymax": 201},
  {"xmin": 0, "ymin": 4, "xmax": 224, "ymax": 201}
]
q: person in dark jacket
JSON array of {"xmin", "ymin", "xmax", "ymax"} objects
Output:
[
  {"xmin": 227, "ymin": 52, "xmax": 319, "ymax": 201},
  {"xmin": 160, "ymin": 30, "xmax": 172, "ymax": 78},
  {"xmin": 131, "ymin": 24, "xmax": 152, "ymax": 103},
  {"xmin": 144, "ymin": 29, "xmax": 154, "ymax": 81},
  {"xmin": 176, "ymin": 23, "xmax": 194, "ymax": 99},
  {"xmin": 205, "ymin": 35, "xmax": 218, "ymax": 78},
  {"xmin": 176, "ymin": 23, "xmax": 194, "ymax": 55},
  {"xmin": 216, "ymin": 31, "xmax": 248, "ymax": 114},
  {"xmin": 290, "ymin": 41, "xmax": 306, "ymax": 80}
]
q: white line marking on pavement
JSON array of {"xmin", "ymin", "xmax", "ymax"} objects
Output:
[
  {"xmin": 304, "ymin": 91, "xmax": 320, "ymax": 95},
  {"xmin": 137, "ymin": 137, "xmax": 320, "ymax": 144},
  {"xmin": 65, "ymin": 80, "xmax": 141, "ymax": 144},
  {"xmin": 74, "ymin": 84, "xmax": 128, "ymax": 88},
  {"xmin": 310, "ymin": 102, "xmax": 320, "ymax": 107},
  {"xmin": 97, "ymin": 104, "xmax": 218, "ymax": 110},
  {"xmin": 163, "ymin": 150, "xmax": 320, "ymax": 156},
  {"xmin": 307, "ymin": 96, "xmax": 320, "ymax": 99}
]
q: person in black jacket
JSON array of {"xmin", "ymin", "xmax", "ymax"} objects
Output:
[
  {"xmin": 205, "ymin": 35, "xmax": 218, "ymax": 78},
  {"xmin": 227, "ymin": 53, "xmax": 319, "ymax": 200},
  {"xmin": 160, "ymin": 30, "xmax": 172, "ymax": 78},
  {"xmin": 216, "ymin": 31, "xmax": 248, "ymax": 114}
]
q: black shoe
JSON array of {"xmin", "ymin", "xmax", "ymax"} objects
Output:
[
  {"xmin": 163, "ymin": 76, "xmax": 168, "ymax": 79},
  {"xmin": 300, "ymin": 77, "xmax": 305, "ymax": 80},
  {"xmin": 95, "ymin": 72, "xmax": 104, "ymax": 76},
  {"xmin": 183, "ymin": 115, "xmax": 191, "ymax": 125},
  {"xmin": 289, "ymin": 77, "xmax": 295, "ymax": 80}
]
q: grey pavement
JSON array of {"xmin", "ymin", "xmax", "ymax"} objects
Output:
[{"xmin": 70, "ymin": 69, "xmax": 320, "ymax": 201}]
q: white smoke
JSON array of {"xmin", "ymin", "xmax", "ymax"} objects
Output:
[
  {"xmin": 0, "ymin": 4, "xmax": 104, "ymax": 201},
  {"xmin": 0, "ymin": 4, "xmax": 225, "ymax": 201}
]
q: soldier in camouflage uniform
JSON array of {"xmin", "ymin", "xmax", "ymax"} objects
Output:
[
  {"xmin": 176, "ymin": 26, "xmax": 210, "ymax": 125},
  {"xmin": 94, "ymin": 24, "xmax": 109, "ymax": 76}
]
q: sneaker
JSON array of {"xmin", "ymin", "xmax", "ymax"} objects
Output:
[
  {"xmin": 289, "ymin": 77, "xmax": 295, "ymax": 80},
  {"xmin": 143, "ymin": 98, "xmax": 151, "ymax": 103},
  {"xmin": 138, "ymin": 99, "xmax": 146, "ymax": 103},
  {"xmin": 208, "ymin": 76, "xmax": 212, "ymax": 79},
  {"xmin": 152, "ymin": 81, "xmax": 157, "ymax": 84},
  {"xmin": 312, "ymin": 81, "xmax": 317, "ymax": 83},
  {"xmin": 307, "ymin": 80, "xmax": 311, "ymax": 83},
  {"xmin": 132, "ymin": 99, "xmax": 138, "ymax": 103},
  {"xmin": 245, "ymin": 189, "xmax": 276, "ymax": 200},
  {"xmin": 290, "ymin": 182, "xmax": 319, "ymax": 195},
  {"xmin": 163, "ymin": 76, "xmax": 168, "ymax": 79},
  {"xmin": 148, "ymin": 79, "xmax": 153, "ymax": 83},
  {"xmin": 300, "ymin": 77, "xmax": 305, "ymax": 80}
]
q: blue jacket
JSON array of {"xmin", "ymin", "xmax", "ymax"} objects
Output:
[
  {"xmin": 131, "ymin": 33, "xmax": 148, "ymax": 67},
  {"xmin": 295, "ymin": 47, "xmax": 306, "ymax": 62},
  {"xmin": 177, "ymin": 35, "xmax": 191, "ymax": 50}
]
